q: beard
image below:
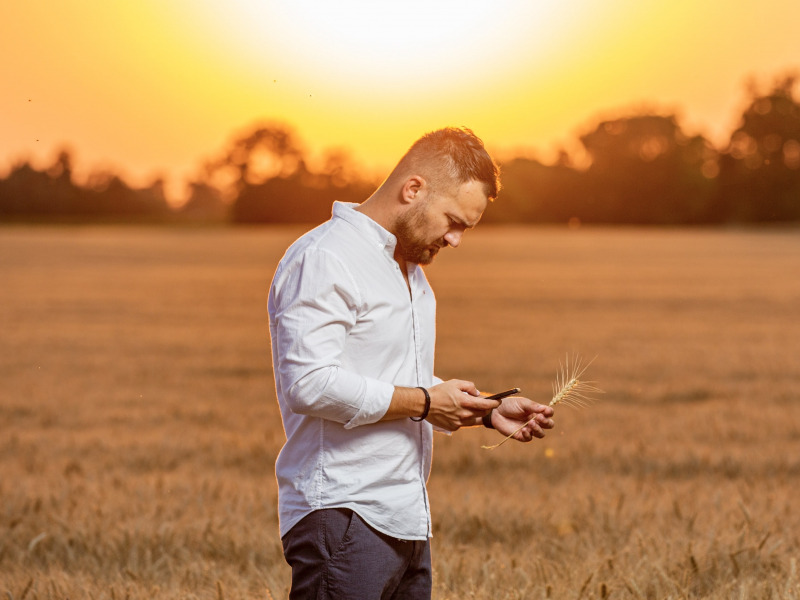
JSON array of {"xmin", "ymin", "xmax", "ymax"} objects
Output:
[{"xmin": 394, "ymin": 203, "xmax": 445, "ymax": 266}]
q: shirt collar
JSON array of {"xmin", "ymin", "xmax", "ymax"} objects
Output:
[{"xmin": 332, "ymin": 201, "xmax": 398, "ymax": 258}]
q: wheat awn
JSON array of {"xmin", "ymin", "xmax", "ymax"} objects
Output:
[{"xmin": 481, "ymin": 354, "xmax": 602, "ymax": 450}]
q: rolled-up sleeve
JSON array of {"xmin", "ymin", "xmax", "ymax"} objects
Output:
[{"xmin": 269, "ymin": 248, "xmax": 394, "ymax": 428}]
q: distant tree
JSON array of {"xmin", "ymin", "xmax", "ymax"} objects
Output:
[
  {"xmin": 233, "ymin": 160, "xmax": 374, "ymax": 224},
  {"xmin": 179, "ymin": 181, "xmax": 227, "ymax": 222},
  {"xmin": 0, "ymin": 149, "xmax": 171, "ymax": 221},
  {"xmin": 0, "ymin": 151, "xmax": 81, "ymax": 218},
  {"xmin": 319, "ymin": 147, "xmax": 364, "ymax": 189},
  {"xmin": 206, "ymin": 123, "xmax": 375, "ymax": 224},
  {"xmin": 488, "ymin": 154, "xmax": 583, "ymax": 224},
  {"xmin": 578, "ymin": 115, "xmax": 719, "ymax": 224},
  {"xmin": 82, "ymin": 171, "xmax": 170, "ymax": 218},
  {"xmin": 46, "ymin": 149, "xmax": 74, "ymax": 182},
  {"xmin": 716, "ymin": 75, "xmax": 800, "ymax": 222},
  {"xmin": 205, "ymin": 123, "xmax": 305, "ymax": 202}
]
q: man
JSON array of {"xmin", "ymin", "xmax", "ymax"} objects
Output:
[{"xmin": 268, "ymin": 127, "xmax": 555, "ymax": 598}]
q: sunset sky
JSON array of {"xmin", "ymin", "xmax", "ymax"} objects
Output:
[{"xmin": 2, "ymin": 1, "xmax": 799, "ymax": 202}]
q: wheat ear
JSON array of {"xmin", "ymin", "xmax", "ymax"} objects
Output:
[{"xmin": 481, "ymin": 354, "xmax": 602, "ymax": 450}]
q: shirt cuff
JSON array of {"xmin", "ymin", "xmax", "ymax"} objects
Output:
[{"xmin": 343, "ymin": 378, "xmax": 395, "ymax": 429}]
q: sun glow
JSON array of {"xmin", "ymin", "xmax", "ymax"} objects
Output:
[
  {"xmin": 182, "ymin": 0, "xmax": 600, "ymax": 96},
  {"xmin": 4, "ymin": 0, "xmax": 800, "ymax": 201},
  {"xmin": 167, "ymin": 0, "xmax": 613, "ymax": 169}
]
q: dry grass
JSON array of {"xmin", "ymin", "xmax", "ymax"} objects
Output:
[{"xmin": 2, "ymin": 224, "xmax": 800, "ymax": 599}]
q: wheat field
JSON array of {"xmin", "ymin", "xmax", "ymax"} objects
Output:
[{"xmin": 2, "ymin": 224, "xmax": 800, "ymax": 599}]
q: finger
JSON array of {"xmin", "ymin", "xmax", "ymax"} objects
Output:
[
  {"xmin": 454, "ymin": 379, "xmax": 479, "ymax": 396},
  {"xmin": 461, "ymin": 395, "xmax": 500, "ymax": 411},
  {"xmin": 534, "ymin": 415, "xmax": 555, "ymax": 429},
  {"xmin": 523, "ymin": 413, "xmax": 548, "ymax": 427},
  {"xmin": 532, "ymin": 403, "xmax": 555, "ymax": 417},
  {"xmin": 523, "ymin": 425, "xmax": 544, "ymax": 439},
  {"xmin": 524, "ymin": 420, "xmax": 546, "ymax": 439},
  {"xmin": 512, "ymin": 425, "xmax": 533, "ymax": 442}
]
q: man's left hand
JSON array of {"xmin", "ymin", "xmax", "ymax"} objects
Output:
[{"xmin": 490, "ymin": 397, "xmax": 555, "ymax": 442}]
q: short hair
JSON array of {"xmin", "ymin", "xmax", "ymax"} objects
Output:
[{"xmin": 394, "ymin": 127, "xmax": 501, "ymax": 200}]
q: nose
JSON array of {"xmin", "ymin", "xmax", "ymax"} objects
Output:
[{"xmin": 443, "ymin": 230, "xmax": 463, "ymax": 248}]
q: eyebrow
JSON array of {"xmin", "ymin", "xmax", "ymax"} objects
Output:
[{"xmin": 449, "ymin": 213, "xmax": 477, "ymax": 229}]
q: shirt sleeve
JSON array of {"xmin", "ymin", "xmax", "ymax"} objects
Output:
[{"xmin": 268, "ymin": 247, "xmax": 395, "ymax": 428}]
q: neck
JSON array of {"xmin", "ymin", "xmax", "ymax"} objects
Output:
[
  {"xmin": 394, "ymin": 249, "xmax": 411, "ymax": 292},
  {"xmin": 355, "ymin": 185, "xmax": 401, "ymax": 234},
  {"xmin": 394, "ymin": 249, "xmax": 408, "ymax": 271},
  {"xmin": 355, "ymin": 185, "xmax": 411, "ymax": 283}
]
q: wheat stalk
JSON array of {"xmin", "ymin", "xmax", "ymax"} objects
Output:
[{"xmin": 481, "ymin": 354, "xmax": 602, "ymax": 450}]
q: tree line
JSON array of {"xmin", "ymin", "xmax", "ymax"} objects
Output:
[{"xmin": 2, "ymin": 76, "xmax": 799, "ymax": 225}]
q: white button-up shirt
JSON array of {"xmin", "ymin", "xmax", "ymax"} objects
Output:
[{"xmin": 268, "ymin": 201, "xmax": 437, "ymax": 541}]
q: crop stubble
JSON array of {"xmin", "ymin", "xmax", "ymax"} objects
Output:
[{"xmin": 1, "ymin": 225, "xmax": 799, "ymax": 599}]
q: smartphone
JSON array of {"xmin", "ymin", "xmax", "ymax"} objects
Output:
[{"xmin": 484, "ymin": 387, "xmax": 521, "ymax": 401}]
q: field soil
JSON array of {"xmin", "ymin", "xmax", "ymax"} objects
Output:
[{"xmin": 2, "ymin": 225, "xmax": 800, "ymax": 599}]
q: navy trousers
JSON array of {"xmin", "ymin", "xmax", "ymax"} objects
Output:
[{"xmin": 281, "ymin": 508, "xmax": 432, "ymax": 599}]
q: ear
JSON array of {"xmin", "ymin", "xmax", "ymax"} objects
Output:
[{"xmin": 400, "ymin": 176, "xmax": 425, "ymax": 205}]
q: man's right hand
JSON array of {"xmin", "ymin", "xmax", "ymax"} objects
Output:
[{"xmin": 426, "ymin": 379, "xmax": 500, "ymax": 431}]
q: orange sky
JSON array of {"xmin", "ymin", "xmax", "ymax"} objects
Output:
[{"xmin": 2, "ymin": 1, "xmax": 799, "ymax": 203}]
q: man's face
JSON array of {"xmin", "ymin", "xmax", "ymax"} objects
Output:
[{"xmin": 395, "ymin": 179, "xmax": 488, "ymax": 265}]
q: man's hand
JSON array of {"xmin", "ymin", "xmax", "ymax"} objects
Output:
[
  {"xmin": 490, "ymin": 397, "xmax": 555, "ymax": 442},
  {"xmin": 426, "ymin": 379, "xmax": 500, "ymax": 432}
]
